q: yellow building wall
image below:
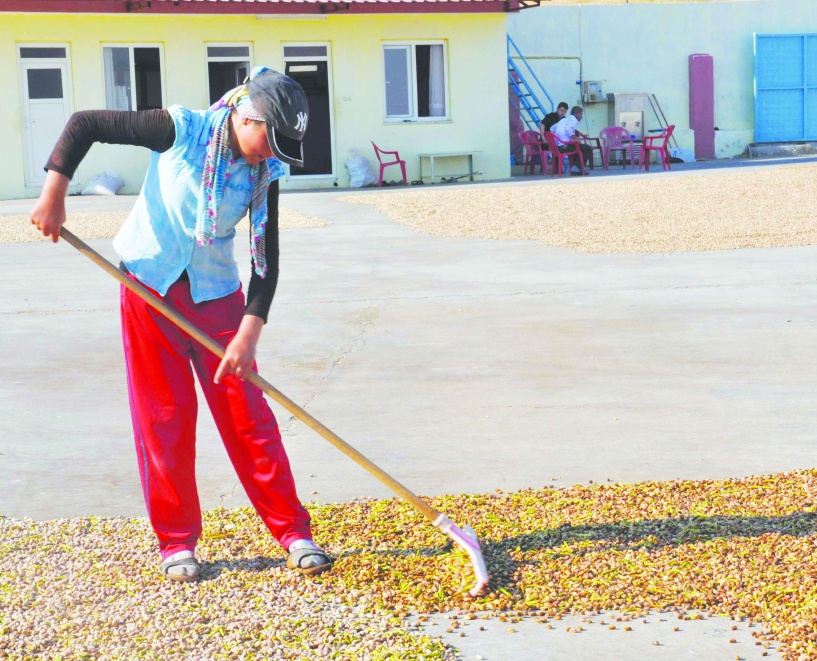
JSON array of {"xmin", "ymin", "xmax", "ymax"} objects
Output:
[{"xmin": 0, "ymin": 12, "xmax": 509, "ymax": 199}]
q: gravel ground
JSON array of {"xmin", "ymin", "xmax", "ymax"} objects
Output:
[
  {"xmin": 341, "ymin": 164, "xmax": 817, "ymax": 253},
  {"xmin": 2, "ymin": 471, "xmax": 816, "ymax": 660},
  {"xmin": 0, "ymin": 208, "xmax": 328, "ymax": 244}
]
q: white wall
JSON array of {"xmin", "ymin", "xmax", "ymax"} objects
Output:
[{"xmin": 507, "ymin": 0, "xmax": 817, "ymax": 159}]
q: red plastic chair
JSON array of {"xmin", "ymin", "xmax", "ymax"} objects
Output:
[
  {"xmin": 638, "ymin": 125, "xmax": 675, "ymax": 171},
  {"xmin": 371, "ymin": 141, "xmax": 407, "ymax": 187},
  {"xmin": 599, "ymin": 126, "xmax": 635, "ymax": 170},
  {"xmin": 543, "ymin": 131, "xmax": 585, "ymax": 176},
  {"xmin": 518, "ymin": 130, "xmax": 547, "ymax": 175}
]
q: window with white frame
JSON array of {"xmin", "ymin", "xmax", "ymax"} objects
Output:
[
  {"xmin": 383, "ymin": 43, "xmax": 447, "ymax": 121},
  {"xmin": 206, "ymin": 45, "xmax": 252, "ymax": 105},
  {"xmin": 103, "ymin": 45, "xmax": 163, "ymax": 111}
]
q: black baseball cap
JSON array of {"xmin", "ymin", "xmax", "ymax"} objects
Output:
[{"xmin": 246, "ymin": 69, "xmax": 309, "ymax": 168}]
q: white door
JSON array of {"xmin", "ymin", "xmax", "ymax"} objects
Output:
[{"xmin": 20, "ymin": 61, "xmax": 72, "ymax": 187}]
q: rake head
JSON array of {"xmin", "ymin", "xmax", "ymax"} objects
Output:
[{"xmin": 433, "ymin": 515, "xmax": 490, "ymax": 597}]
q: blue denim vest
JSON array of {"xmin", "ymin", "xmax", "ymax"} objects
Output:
[{"xmin": 113, "ymin": 105, "xmax": 285, "ymax": 302}]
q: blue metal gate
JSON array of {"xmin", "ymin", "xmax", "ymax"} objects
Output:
[{"xmin": 754, "ymin": 33, "xmax": 817, "ymax": 142}]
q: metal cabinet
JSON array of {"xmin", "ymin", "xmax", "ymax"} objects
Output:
[{"xmin": 607, "ymin": 92, "xmax": 650, "ymax": 139}]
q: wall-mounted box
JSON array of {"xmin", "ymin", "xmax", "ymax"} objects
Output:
[{"xmin": 582, "ymin": 80, "xmax": 603, "ymax": 104}]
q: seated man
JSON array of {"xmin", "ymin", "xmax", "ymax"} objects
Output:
[
  {"xmin": 538, "ymin": 102, "xmax": 568, "ymax": 160},
  {"xmin": 551, "ymin": 105, "xmax": 593, "ymax": 175},
  {"xmin": 540, "ymin": 101, "xmax": 568, "ymax": 138}
]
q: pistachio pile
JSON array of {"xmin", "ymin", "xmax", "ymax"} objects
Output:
[
  {"xmin": 2, "ymin": 469, "xmax": 817, "ymax": 660},
  {"xmin": 341, "ymin": 163, "xmax": 817, "ymax": 254}
]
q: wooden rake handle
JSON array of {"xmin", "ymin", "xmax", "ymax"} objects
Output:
[{"xmin": 59, "ymin": 227, "xmax": 440, "ymax": 523}]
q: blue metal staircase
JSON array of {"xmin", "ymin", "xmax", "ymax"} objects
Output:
[{"xmin": 507, "ymin": 35, "xmax": 553, "ymax": 131}]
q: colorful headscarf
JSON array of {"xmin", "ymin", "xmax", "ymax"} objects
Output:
[{"xmin": 198, "ymin": 66, "xmax": 277, "ymax": 278}]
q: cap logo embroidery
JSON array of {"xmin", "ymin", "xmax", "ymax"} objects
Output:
[{"xmin": 294, "ymin": 112, "xmax": 308, "ymax": 132}]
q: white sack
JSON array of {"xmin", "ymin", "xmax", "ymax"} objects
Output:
[
  {"xmin": 81, "ymin": 171, "xmax": 125, "ymax": 196},
  {"xmin": 344, "ymin": 152, "xmax": 378, "ymax": 188}
]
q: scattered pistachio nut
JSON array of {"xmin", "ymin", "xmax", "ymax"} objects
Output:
[{"xmin": 3, "ymin": 470, "xmax": 812, "ymax": 659}]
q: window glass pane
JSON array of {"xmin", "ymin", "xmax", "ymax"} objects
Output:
[
  {"xmin": 207, "ymin": 46, "xmax": 250, "ymax": 59},
  {"xmin": 384, "ymin": 46, "xmax": 411, "ymax": 117},
  {"xmin": 415, "ymin": 45, "xmax": 446, "ymax": 118},
  {"xmin": 104, "ymin": 47, "xmax": 132, "ymax": 110},
  {"xmin": 428, "ymin": 44, "xmax": 446, "ymax": 117},
  {"xmin": 283, "ymin": 46, "xmax": 327, "ymax": 58},
  {"xmin": 20, "ymin": 47, "xmax": 66, "ymax": 59},
  {"xmin": 27, "ymin": 68, "xmax": 63, "ymax": 99},
  {"xmin": 134, "ymin": 47, "xmax": 162, "ymax": 111},
  {"xmin": 288, "ymin": 64, "xmax": 318, "ymax": 73},
  {"xmin": 416, "ymin": 45, "xmax": 431, "ymax": 117}
]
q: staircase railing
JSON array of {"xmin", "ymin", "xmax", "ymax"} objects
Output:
[{"xmin": 507, "ymin": 34, "xmax": 553, "ymax": 131}]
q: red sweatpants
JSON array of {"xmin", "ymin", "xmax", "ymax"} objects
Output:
[{"xmin": 120, "ymin": 277, "xmax": 312, "ymax": 559}]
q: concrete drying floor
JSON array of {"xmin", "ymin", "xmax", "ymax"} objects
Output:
[{"xmin": 3, "ymin": 159, "xmax": 811, "ymax": 660}]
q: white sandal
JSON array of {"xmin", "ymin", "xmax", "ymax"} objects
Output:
[
  {"xmin": 161, "ymin": 551, "xmax": 200, "ymax": 582},
  {"xmin": 286, "ymin": 547, "xmax": 333, "ymax": 576}
]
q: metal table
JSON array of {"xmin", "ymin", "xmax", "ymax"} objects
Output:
[{"xmin": 419, "ymin": 151, "xmax": 481, "ymax": 183}]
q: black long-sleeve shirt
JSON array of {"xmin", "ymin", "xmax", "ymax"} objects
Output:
[
  {"xmin": 540, "ymin": 112, "xmax": 562, "ymax": 133},
  {"xmin": 46, "ymin": 109, "xmax": 279, "ymax": 322}
]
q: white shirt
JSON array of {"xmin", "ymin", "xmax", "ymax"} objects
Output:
[{"xmin": 552, "ymin": 115, "xmax": 580, "ymax": 146}]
